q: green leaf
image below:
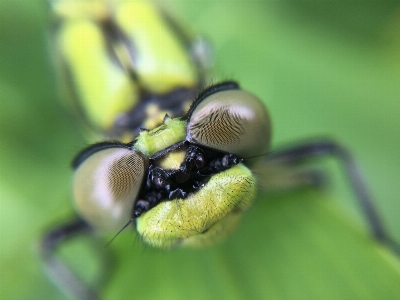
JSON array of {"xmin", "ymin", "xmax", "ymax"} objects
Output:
[{"xmin": 1, "ymin": 1, "xmax": 399, "ymax": 300}]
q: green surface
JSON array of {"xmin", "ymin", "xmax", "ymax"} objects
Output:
[{"xmin": 1, "ymin": 1, "xmax": 400, "ymax": 299}]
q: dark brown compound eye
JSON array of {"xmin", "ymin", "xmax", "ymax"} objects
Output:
[
  {"xmin": 73, "ymin": 145, "xmax": 148, "ymax": 231},
  {"xmin": 187, "ymin": 88, "xmax": 271, "ymax": 164}
]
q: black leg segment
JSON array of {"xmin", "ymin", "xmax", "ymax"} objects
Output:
[
  {"xmin": 265, "ymin": 138, "xmax": 399, "ymax": 255},
  {"xmin": 40, "ymin": 218, "xmax": 102, "ymax": 300}
]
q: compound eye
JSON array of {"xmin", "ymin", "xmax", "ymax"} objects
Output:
[
  {"xmin": 73, "ymin": 145, "xmax": 148, "ymax": 232},
  {"xmin": 187, "ymin": 89, "xmax": 271, "ymax": 163}
]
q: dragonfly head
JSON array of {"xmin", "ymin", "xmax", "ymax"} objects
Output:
[{"xmin": 72, "ymin": 82, "xmax": 271, "ymax": 248}]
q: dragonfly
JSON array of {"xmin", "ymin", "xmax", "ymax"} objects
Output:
[{"xmin": 40, "ymin": 0, "xmax": 400, "ymax": 299}]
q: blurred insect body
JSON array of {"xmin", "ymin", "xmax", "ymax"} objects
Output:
[
  {"xmin": 50, "ymin": 0, "xmax": 208, "ymax": 138},
  {"xmin": 41, "ymin": 0, "xmax": 400, "ymax": 299}
]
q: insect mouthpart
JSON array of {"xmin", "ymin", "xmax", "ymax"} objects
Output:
[{"xmin": 133, "ymin": 144, "xmax": 243, "ymax": 218}]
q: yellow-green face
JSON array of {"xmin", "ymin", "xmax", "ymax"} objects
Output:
[
  {"xmin": 133, "ymin": 116, "xmax": 257, "ymax": 248},
  {"xmin": 136, "ymin": 163, "xmax": 256, "ymax": 248}
]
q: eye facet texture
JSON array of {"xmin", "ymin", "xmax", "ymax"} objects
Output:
[
  {"xmin": 187, "ymin": 89, "xmax": 271, "ymax": 161},
  {"xmin": 73, "ymin": 147, "xmax": 147, "ymax": 231}
]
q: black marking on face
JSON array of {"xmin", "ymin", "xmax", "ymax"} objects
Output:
[{"xmin": 133, "ymin": 144, "xmax": 242, "ymax": 218}]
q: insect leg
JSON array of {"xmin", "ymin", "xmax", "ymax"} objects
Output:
[
  {"xmin": 40, "ymin": 218, "xmax": 103, "ymax": 300},
  {"xmin": 263, "ymin": 138, "xmax": 399, "ymax": 255}
]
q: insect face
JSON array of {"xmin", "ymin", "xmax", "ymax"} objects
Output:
[{"xmin": 72, "ymin": 82, "xmax": 270, "ymax": 248}]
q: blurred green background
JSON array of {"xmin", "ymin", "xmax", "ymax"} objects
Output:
[{"xmin": 1, "ymin": 1, "xmax": 400, "ymax": 299}]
